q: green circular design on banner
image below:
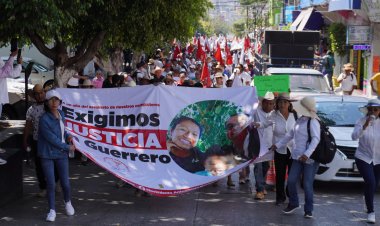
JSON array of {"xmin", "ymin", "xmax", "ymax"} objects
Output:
[{"xmin": 167, "ymin": 100, "xmax": 243, "ymax": 153}]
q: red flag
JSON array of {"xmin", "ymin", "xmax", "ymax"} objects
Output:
[
  {"xmin": 173, "ymin": 44, "xmax": 181, "ymax": 60},
  {"xmin": 187, "ymin": 43, "xmax": 194, "ymax": 55},
  {"xmin": 214, "ymin": 42, "xmax": 222, "ymax": 64},
  {"xmin": 196, "ymin": 38, "xmax": 205, "ymax": 61},
  {"xmin": 225, "ymin": 42, "xmax": 233, "ymax": 65},
  {"xmin": 244, "ymin": 36, "xmax": 251, "ymax": 51},
  {"xmin": 200, "ymin": 59, "xmax": 211, "ymax": 88}
]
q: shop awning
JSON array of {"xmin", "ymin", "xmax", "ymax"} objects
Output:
[{"xmin": 290, "ymin": 7, "xmax": 314, "ymax": 31}]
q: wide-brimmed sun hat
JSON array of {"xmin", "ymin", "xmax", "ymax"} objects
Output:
[
  {"xmin": 292, "ymin": 96, "xmax": 318, "ymax": 119},
  {"xmin": 359, "ymin": 98, "xmax": 380, "ymax": 114},
  {"xmin": 259, "ymin": 91, "xmax": 275, "ymax": 102},
  {"xmin": 276, "ymin": 92, "xmax": 296, "ymax": 102}
]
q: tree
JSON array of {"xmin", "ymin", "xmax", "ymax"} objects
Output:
[{"xmin": 0, "ymin": 0, "xmax": 212, "ymax": 87}]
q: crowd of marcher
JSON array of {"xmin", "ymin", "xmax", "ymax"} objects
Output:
[{"xmin": 1, "ymin": 40, "xmax": 380, "ymax": 224}]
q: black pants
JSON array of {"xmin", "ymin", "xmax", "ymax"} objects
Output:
[
  {"xmin": 31, "ymin": 140, "xmax": 59, "ymax": 190},
  {"xmin": 274, "ymin": 149, "xmax": 292, "ymax": 202}
]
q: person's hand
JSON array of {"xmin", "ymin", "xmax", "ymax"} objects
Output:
[
  {"xmin": 253, "ymin": 122, "xmax": 260, "ymax": 128},
  {"xmin": 298, "ymin": 154, "xmax": 308, "ymax": 163},
  {"xmin": 17, "ymin": 56, "xmax": 22, "ymax": 65},
  {"xmin": 67, "ymin": 136, "xmax": 73, "ymax": 144},
  {"xmin": 69, "ymin": 144, "xmax": 76, "ymax": 152},
  {"xmin": 10, "ymin": 50, "xmax": 17, "ymax": 57}
]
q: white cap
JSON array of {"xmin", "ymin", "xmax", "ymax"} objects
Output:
[
  {"xmin": 45, "ymin": 89, "xmax": 62, "ymax": 100},
  {"xmin": 67, "ymin": 77, "xmax": 79, "ymax": 87}
]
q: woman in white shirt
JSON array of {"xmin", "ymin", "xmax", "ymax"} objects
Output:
[
  {"xmin": 271, "ymin": 96, "xmax": 320, "ymax": 218},
  {"xmin": 272, "ymin": 93, "xmax": 297, "ymax": 205},
  {"xmin": 351, "ymin": 98, "xmax": 380, "ymax": 224}
]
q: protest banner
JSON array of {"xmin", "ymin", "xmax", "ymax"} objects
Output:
[
  {"xmin": 58, "ymin": 85, "xmax": 270, "ymax": 196},
  {"xmin": 254, "ymin": 75, "xmax": 290, "ymax": 96}
]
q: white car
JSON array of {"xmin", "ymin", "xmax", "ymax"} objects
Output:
[
  {"xmin": 265, "ymin": 67, "xmax": 332, "ymax": 100},
  {"xmin": 1, "ymin": 56, "xmax": 54, "ymax": 88},
  {"xmin": 313, "ymin": 95, "xmax": 368, "ymax": 182}
]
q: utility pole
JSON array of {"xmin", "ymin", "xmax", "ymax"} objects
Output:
[
  {"xmin": 246, "ymin": 5, "xmax": 249, "ymax": 33},
  {"xmin": 282, "ymin": 0, "xmax": 286, "ymax": 25}
]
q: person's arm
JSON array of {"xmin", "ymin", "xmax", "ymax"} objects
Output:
[
  {"xmin": 352, "ymin": 117, "xmax": 368, "ymax": 140},
  {"xmin": 0, "ymin": 51, "xmax": 17, "ymax": 78},
  {"xmin": 336, "ymin": 73, "xmax": 344, "ymax": 83},
  {"xmin": 23, "ymin": 119, "xmax": 33, "ymax": 150},
  {"xmin": 274, "ymin": 127, "xmax": 295, "ymax": 150},
  {"xmin": 39, "ymin": 116, "xmax": 71, "ymax": 152}
]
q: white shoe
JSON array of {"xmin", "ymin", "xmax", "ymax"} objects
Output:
[
  {"xmin": 0, "ymin": 148, "xmax": 6, "ymax": 153},
  {"xmin": 46, "ymin": 209, "xmax": 56, "ymax": 222},
  {"xmin": 0, "ymin": 158, "xmax": 6, "ymax": 165},
  {"xmin": 367, "ymin": 212, "xmax": 376, "ymax": 224},
  {"xmin": 65, "ymin": 201, "xmax": 75, "ymax": 216}
]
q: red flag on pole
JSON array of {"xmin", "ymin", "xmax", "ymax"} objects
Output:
[
  {"xmin": 173, "ymin": 44, "xmax": 181, "ymax": 60},
  {"xmin": 225, "ymin": 42, "xmax": 233, "ymax": 65},
  {"xmin": 200, "ymin": 59, "xmax": 211, "ymax": 88},
  {"xmin": 196, "ymin": 38, "xmax": 205, "ymax": 61},
  {"xmin": 214, "ymin": 42, "xmax": 222, "ymax": 64},
  {"xmin": 244, "ymin": 36, "xmax": 251, "ymax": 51}
]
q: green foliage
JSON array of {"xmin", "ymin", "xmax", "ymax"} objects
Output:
[
  {"xmin": 168, "ymin": 100, "xmax": 242, "ymax": 152},
  {"xmin": 0, "ymin": 0, "xmax": 212, "ymax": 69},
  {"xmin": 328, "ymin": 23, "xmax": 347, "ymax": 56},
  {"xmin": 233, "ymin": 21, "xmax": 246, "ymax": 37}
]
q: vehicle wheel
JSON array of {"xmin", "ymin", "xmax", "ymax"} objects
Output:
[
  {"xmin": 0, "ymin": 105, "xmax": 18, "ymax": 120},
  {"xmin": 43, "ymin": 79, "xmax": 55, "ymax": 90}
]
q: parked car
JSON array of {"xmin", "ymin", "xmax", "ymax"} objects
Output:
[
  {"xmin": 1, "ymin": 78, "xmax": 34, "ymax": 120},
  {"xmin": 1, "ymin": 56, "xmax": 54, "ymax": 88},
  {"xmin": 265, "ymin": 67, "xmax": 332, "ymax": 99},
  {"xmin": 312, "ymin": 94, "xmax": 368, "ymax": 182}
]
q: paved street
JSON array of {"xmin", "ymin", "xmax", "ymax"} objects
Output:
[{"xmin": 0, "ymin": 159, "xmax": 377, "ymax": 226}]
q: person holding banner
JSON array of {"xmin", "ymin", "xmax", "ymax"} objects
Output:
[
  {"xmin": 38, "ymin": 89, "xmax": 76, "ymax": 222},
  {"xmin": 224, "ymin": 113, "xmax": 261, "ymax": 184},
  {"xmin": 253, "ymin": 92, "xmax": 275, "ymax": 200},
  {"xmin": 167, "ymin": 116, "xmax": 207, "ymax": 173}
]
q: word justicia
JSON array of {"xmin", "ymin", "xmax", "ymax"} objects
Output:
[{"xmin": 62, "ymin": 106, "xmax": 160, "ymax": 128}]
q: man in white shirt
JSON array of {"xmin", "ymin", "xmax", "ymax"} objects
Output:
[
  {"xmin": 253, "ymin": 92, "xmax": 275, "ymax": 200},
  {"xmin": 337, "ymin": 63, "xmax": 357, "ymax": 95}
]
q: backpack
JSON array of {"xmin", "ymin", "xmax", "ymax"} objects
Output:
[{"xmin": 307, "ymin": 118, "xmax": 337, "ymax": 164}]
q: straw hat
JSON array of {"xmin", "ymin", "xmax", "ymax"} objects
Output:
[
  {"xmin": 292, "ymin": 96, "xmax": 318, "ymax": 119},
  {"xmin": 343, "ymin": 63, "xmax": 353, "ymax": 71},
  {"xmin": 276, "ymin": 92, "xmax": 295, "ymax": 102},
  {"xmin": 259, "ymin": 91, "xmax": 275, "ymax": 102}
]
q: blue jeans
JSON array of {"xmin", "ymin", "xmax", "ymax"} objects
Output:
[
  {"xmin": 287, "ymin": 160, "xmax": 319, "ymax": 213},
  {"xmin": 254, "ymin": 161, "xmax": 269, "ymax": 192},
  {"xmin": 41, "ymin": 158, "xmax": 71, "ymax": 210},
  {"xmin": 355, "ymin": 158, "xmax": 380, "ymax": 213}
]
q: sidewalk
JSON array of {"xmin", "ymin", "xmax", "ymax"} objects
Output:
[{"xmin": 0, "ymin": 159, "xmax": 373, "ymax": 226}]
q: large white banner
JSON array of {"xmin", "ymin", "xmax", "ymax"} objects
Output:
[{"xmin": 58, "ymin": 86, "xmax": 271, "ymax": 196}]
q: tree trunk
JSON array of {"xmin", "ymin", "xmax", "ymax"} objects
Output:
[{"xmin": 55, "ymin": 66, "xmax": 77, "ymax": 88}]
